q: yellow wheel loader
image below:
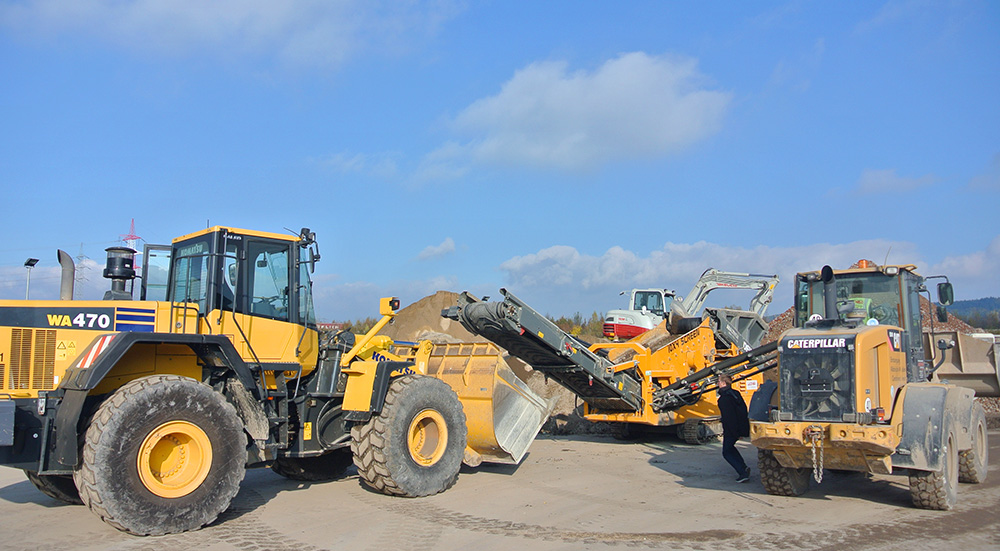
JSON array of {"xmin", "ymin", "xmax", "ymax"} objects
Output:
[
  {"xmin": 0, "ymin": 226, "xmax": 547, "ymax": 535},
  {"xmin": 751, "ymin": 262, "xmax": 994, "ymax": 510}
]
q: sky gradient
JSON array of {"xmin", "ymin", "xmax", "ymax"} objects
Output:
[{"xmin": 1, "ymin": 1, "xmax": 997, "ymax": 321}]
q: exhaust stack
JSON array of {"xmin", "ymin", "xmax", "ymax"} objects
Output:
[
  {"xmin": 821, "ymin": 265, "xmax": 837, "ymax": 320},
  {"xmin": 57, "ymin": 249, "xmax": 75, "ymax": 300}
]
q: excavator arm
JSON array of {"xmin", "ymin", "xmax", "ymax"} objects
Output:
[{"xmin": 673, "ymin": 269, "xmax": 780, "ymax": 318}]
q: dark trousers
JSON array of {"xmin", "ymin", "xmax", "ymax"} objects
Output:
[{"xmin": 722, "ymin": 434, "xmax": 748, "ymax": 476}]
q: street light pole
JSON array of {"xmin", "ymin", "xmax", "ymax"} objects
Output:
[{"xmin": 24, "ymin": 258, "xmax": 39, "ymax": 300}]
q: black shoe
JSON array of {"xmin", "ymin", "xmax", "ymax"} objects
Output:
[{"xmin": 736, "ymin": 468, "xmax": 750, "ymax": 483}]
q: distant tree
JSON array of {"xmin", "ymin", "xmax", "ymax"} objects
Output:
[
  {"xmin": 341, "ymin": 316, "xmax": 379, "ymax": 334},
  {"xmin": 955, "ymin": 309, "xmax": 1000, "ymax": 331}
]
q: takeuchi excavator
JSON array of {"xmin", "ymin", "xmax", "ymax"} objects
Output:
[
  {"xmin": 0, "ymin": 226, "xmax": 548, "ymax": 536},
  {"xmin": 603, "ymin": 269, "xmax": 779, "ymax": 353}
]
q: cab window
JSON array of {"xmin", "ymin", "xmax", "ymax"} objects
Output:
[
  {"xmin": 298, "ymin": 247, "xmax": 317, "ymax": 327},
  {"xmin": 248, "ymin": 241, "xmax": 290, "ymax": 321},
  {"xmin": 169, "ymin": 237, "xmax": 212, "ymax": 312},
  {"xmin": 634, "ymin": 291, "xmax": 664, "ymax": 313}
]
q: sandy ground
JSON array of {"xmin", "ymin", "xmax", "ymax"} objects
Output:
[{"xmin": 1, "ymin": 432, "xmax": 997, "ymax": 551}]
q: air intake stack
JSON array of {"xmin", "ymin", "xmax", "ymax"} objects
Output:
[{"xmin": 103, "ymin": 246, "xmax": 136, "ymax": 300}]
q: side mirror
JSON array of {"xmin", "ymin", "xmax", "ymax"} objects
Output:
[
  {"xmin": 936, "ymin": 305, "xmax": 949, "ymax": 323},
  {"xmin": 937, "ymin": 282, "xmax": 954, "ymax": 306},
  {"xmin": 309, "ymin": 248, "xmax": 317, "ymax": 274}
]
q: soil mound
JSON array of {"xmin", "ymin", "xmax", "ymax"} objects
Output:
[{"xmin": 380, "ymin": 291, "xmax": 606, "ymax": 435}]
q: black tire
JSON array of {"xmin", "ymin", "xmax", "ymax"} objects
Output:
[
  {"xmin": 73, "ymin": 375, "xmax": 247, "ymax": 535},
  {"xmin": 959, "ymin": 404, "xmax": 988, "ymax": 484},
  {"xmin": 758, "ymin": 449, "xmax": 810, "ymax": 496},
  {"xmin": 271, "ymin": 448, "xmax": 354, "ymax": 482},
  {"xmin": 351, "ymin": 375, "xmax": 467, "ymax": 497},
  {"xmin": 24, "ymin": 471, "xmax": 83, "ymax": 505},
  {"xmin": 909, "ymin": 431, "xmax": 958, "ymax": 510}
]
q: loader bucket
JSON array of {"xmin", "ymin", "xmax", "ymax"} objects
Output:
[{"xmin": 420, "ymin": 342, "xmax": 550, "ymax": 466}]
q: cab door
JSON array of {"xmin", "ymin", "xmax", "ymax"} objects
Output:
[{"xmin": 215, "ymin": 237, "xmax": 297, "ymax": 362}]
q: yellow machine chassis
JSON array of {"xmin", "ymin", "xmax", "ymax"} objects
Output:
[{"xmin": 581, "ymin": 322, "xmax": 762, "ymax": 427}]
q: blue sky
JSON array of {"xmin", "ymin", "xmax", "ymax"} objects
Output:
[{"xmin": 1, "ymin": 1, "xmax": 998, "ymax": 322}]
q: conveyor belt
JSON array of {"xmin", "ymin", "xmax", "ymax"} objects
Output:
[{"xmin": 443, "ymin": 289, "xmax": 644, "ymax": 412}]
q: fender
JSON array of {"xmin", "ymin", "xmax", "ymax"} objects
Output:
[
  {"xmin": 892, "ymin": 383, "xmax": 968, "ymax": 472},
  {"xmin": 342, "ymin": 360, "xmax": 417, "ymax": 422},
  {"xmin": 945, "ymin": 385, "xmax": 977, "ymax": 451},
  {"xmin": 52, "ymin": 332, "xmax": 265, "ymax": 469}
]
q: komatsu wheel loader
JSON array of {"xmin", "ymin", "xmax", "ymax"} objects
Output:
[
  {"xmin": 0, "ymin": 226, "xmax": 547, "ymax": 535},
  {"xmin": 751, "ymin": 261, "xmax": 994, "ymax": 510}
]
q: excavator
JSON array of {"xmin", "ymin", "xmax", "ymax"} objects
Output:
[
  {"xmin": 0, "ymin": 226, "xmax": 548, "ymax": 535},
  {"xmin": 604, "ymin": 270, "xmax": 779, "ymax": 351}
]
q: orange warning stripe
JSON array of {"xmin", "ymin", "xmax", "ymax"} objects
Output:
[{"xmin": 80, "ymin": 335, "xmax": 115, "ymax": 369}]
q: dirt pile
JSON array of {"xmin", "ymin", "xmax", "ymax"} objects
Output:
[
  {"xmin": 380, "ymin": 291, "xmax": 601, "ymax": 434},
  {"xmin": 379, "ymin": 291, "xmax": 480, "ymax": 343}
]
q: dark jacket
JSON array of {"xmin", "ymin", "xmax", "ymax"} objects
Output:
[{"xmin": 718, "ymin": 386, "xmax": 750, "ymax": 438}]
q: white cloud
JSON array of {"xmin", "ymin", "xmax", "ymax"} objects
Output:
[
  {"xmin": 317, "ymin": 151, "xmax": 400, "ymax": 179},
  {"xmin": 969, "ymin": 153, "xmax": 1000, "ymax": 192},
  {"xmin": 499, "ymin": 236, "xmax": 1000, "ymax": 315},
  {"xmin": 498, "ymin": 239, "xmax": 935, "ymax": 315},
  {"xmin": 417, "ymin": 238, "xmax": 455, "ymax": 261},
  {"xmin": 0, "ymin": 0, "xmax": 461, "ymax": 68},
  {"xmin": 855, "ymin": 168, "xmax": 935, "ymax": 194},
  {"xmin": 422, "ymin": 51, "xmax": 731, "ymax": 174},
  {"xmin": 928, "ymin": 235, "xmax": 1000, "ymax": 289}
]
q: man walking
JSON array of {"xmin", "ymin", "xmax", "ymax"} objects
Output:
[{"xmin": 717, "ymin": 374, "xmax": 751, "ymax": 482}]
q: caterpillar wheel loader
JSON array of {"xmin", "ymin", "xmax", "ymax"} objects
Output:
[
  {"xmin": 0, "ymin": 226, "xmax": 547, "ymax": 535},
  {"xmin": 751, "ymin": 261, "xmax": 993, "ymax": 510}
]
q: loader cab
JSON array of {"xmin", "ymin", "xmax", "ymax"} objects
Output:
[
  {"xmin": 166, "ymin": 226, "xmax": 318, "ymax": 327},
  {"xmin": 164, "ymin": 226, "xmax": 319, "ymax": 363},
  {"xmin": 793, "ymin": 263, "xmax": 925, "ymax": 381}
]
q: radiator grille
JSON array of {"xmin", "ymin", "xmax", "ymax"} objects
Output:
[
  {"xmin": 33, "ymin": 329, "xmax": 56, "ymax": 390},
  {"xmin": 8, "ymin": 328, "xmax": 57, "ymax": 391}
]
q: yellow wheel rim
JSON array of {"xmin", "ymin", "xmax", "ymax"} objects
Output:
[
  {"xmin": 137, "ymin": 420, "xmax": 213, "ymax": 498},
  {"xmin": 408, "ymin": 409, "xmax": 448, "ymax": 466}
]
